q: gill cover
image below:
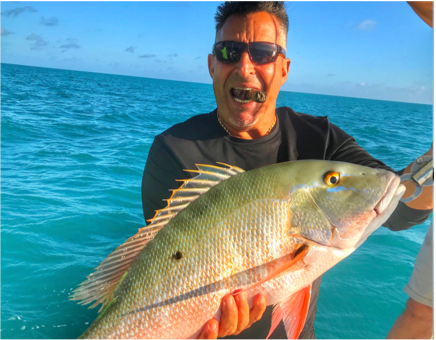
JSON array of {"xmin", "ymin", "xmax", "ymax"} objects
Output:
[{"xmin": 288, "ymin": 162, "xmax": 396, "ymax": 248}]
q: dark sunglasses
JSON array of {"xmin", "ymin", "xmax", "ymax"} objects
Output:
[{"xmin": 212, "ymin": 41, "xmax": 286, "ymax": 65}]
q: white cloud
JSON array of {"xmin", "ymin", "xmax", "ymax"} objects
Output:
[{"xmin": 355, "ymin": 19, "xmax": 377, "ymax": 31}]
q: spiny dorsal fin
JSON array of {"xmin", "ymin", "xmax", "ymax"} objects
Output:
[{"xmin": 70, "ymin": 162, "xmax": 244, "ymax": 311}]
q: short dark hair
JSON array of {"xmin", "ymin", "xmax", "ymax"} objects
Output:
[{"xmin": 214, "ymin": 2, "xmax": 289, "ymax": 39}]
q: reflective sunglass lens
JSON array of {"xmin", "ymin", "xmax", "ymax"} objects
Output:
[
  {"xmin": 250, "ymin": 44, "xmax": 277, "ymax": 64},
  {"xmin": 215, "ymin": 44, "xmax": 228, "ymax": 62},
  {"xmin": 215, "ymin": 42, "xmax": 244, "ymax": 63}
]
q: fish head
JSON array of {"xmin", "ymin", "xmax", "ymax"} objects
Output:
[{"xmin": 286, "ymin": 161, "xmax": 405, "ymax": 250}]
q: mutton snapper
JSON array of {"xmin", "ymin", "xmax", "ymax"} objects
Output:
[{"xmin": 71, "ymin": 160, "xmax": 405, "ymax": 339}]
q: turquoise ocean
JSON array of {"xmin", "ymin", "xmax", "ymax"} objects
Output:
[{"xmin": 1, "ymin": 63, "xmax": 433, "ymax": 339}]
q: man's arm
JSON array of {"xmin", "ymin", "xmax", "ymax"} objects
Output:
[{"xmin": 142, "ymin": 136, "xmax": 189, "ymax": 222}]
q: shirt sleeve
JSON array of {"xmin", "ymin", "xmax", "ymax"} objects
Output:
[
  {"xmin": 141, "ymin": 136, "xmax": 190, "ymax": 224},
  {"xmin": 326, "ymin": 122, "xmax": 432, "ymax": 231}
]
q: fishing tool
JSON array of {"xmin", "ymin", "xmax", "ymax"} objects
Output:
[{"xmin": 400, "ymin": 155, "xmax": 433, "ymax": 202}]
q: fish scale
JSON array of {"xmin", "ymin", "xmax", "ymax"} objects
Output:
[
  {"xmin": 132, "ymin": 199, "xmax": 295, "ymax": 339},
  {"xmin": 74, "ymin": 161, "xmax": 404, "ymax": 339}
]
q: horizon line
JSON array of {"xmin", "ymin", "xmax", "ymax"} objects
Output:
[{"xmin": 2, "ymin": 62, "xmax": 432, "ymax": 106}]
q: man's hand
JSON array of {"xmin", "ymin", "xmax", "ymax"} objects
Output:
[
  {"xmin": 402, "ymin": 143, "xmax": 433, "ymax": 210},
  {"xmin": 197, "ymin": 292, "xmax": 266, "ymax": 339}
]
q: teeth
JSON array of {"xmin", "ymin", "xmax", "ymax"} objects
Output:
[
  {"xmin": 230, "ymin": 87, "xmax": 253, "ymax": 104},
  {"xmin": 233, "ymin": 87, "xmax": 254, "ymax": 90},
  {"xmin": 234, "ymin": 98, "xmax": 252, "ymax": 103}
]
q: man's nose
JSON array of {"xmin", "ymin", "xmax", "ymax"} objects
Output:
[{"xmin": 235, "ymin": 51, "xmax": 255, "ymax": 77}]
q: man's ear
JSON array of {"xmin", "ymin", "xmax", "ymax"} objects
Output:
[
  {"xmin": 280, "ymin": 57, "xmax": 291, "ymax": 86},
  {"xmin": 208, "ymin": 54, "xmax": 215, "ymax": 79}
]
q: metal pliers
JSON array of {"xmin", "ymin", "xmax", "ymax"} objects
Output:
[{"xmin": 400, "ymin": 155, "xmax": 434, "ymax": 203}]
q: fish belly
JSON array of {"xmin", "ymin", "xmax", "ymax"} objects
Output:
[
  {"xmin": 136, "ymin": 245, "xmax": 353, "ymax": 339},
  {"xmin": 86, "ymin": 197, "xmax": 299, "ymax": 338}
]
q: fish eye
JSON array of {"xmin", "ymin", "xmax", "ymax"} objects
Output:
[{"xmin": 324, "ymin": 172, "xmax": 340, "ymax": 186}]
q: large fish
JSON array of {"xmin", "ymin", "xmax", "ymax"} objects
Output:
[{"xmin": 71, "ymin": 160, "xmax": 405, "ymax": 339}]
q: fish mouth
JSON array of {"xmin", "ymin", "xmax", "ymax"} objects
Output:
[
  {"xmin": 373, "ymin": 175, "xmax": 404, "ymax": 217},
  {"xmin": 352, "ymin": 175, "xmax": 405, "ymax": 249}
]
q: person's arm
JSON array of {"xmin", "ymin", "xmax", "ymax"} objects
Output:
[
  {"xmin": 386, "ymin": 297, "xmax": 433, "ymax": 339},
  {"xmin": 141, "ymin": 136, "xmax": 189, "ymax": 223},
  {"xmin": 407, "ymin": 1, "xmax": 433, "ymax": 28}
]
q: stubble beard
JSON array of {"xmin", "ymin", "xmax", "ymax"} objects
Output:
[{"xmin": 229, "ymin": 116, "xmax": 259, "ymax": 128}]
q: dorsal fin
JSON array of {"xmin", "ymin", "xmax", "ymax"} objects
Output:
[{"xmin": 70, "ymin": 162, "xmax": 244, "ymax": 311}]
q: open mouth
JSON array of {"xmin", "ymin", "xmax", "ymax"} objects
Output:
[{"xmin": 230, "ymin": 87, "xmax": 255, "ymax": 104}]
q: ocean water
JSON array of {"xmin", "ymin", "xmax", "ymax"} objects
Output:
[{"xmin": 1, "ymin": 63, "xmax": 432, "ymax": 339}]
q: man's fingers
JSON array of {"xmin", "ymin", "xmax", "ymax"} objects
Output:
[
  {"xmin": 200, "ymin": 293, "xmax": 266, "ymax": 339},
  {"xmin": 233, "ymin": 291, "xmax": 250, "ymax": 335},
  {"xmin": 197, "ymin": 319, "xmax": 219, "ymax": 339},
  {"xmin": 218, "ymin": 295, "xmax": 238, "ymax": 337},
  {"xmin": 248, "ymin": 293, "xmax": 267, "ymax": 327}
]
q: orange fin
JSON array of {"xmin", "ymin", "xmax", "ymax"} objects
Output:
[
  {"xmin": 233, "ymin": 245, "xmax": 309, "ymax": 296},
  {"xmin": 71, "ymin": 163, "xmax": 244, "ymax": 311},
  {"xmin": 267, "ymin": 284, "xmax": 312, "ymax": 339}
]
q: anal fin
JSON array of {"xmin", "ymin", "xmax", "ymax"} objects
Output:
[{"xmin": 267, "ymin": 284, "xmax": 312, "ymax": 339}]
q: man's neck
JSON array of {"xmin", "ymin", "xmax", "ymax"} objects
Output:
[{"xmin": 217, "ymin": 110, "xmax": 277, "ymax": 140}]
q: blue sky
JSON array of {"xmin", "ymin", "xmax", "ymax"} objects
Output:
[{"xmin": 1, "ymin": 1, "xmax": 433, "ymax": 104}]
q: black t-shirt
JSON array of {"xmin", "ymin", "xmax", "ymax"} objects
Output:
[{"xmin": 141, "ymin": 107, "xmax": 430, "ymax": 339}]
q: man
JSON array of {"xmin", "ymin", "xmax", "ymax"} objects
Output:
[{"xmin": 141, "ymin": 2, "xmax": 432, "ymax": 338}]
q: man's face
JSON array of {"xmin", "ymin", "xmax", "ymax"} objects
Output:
[{"xmin": 208, "ymin": 12, "xmax": 290, "ymax": 129}]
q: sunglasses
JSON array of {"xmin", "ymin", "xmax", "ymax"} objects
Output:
[{"xmin": 212, "ymin": 41, "xmax": 286, "ymax": 65}]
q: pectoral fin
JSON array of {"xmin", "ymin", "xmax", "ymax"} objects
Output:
[
  {"xmin": 267, "ymin": 284, "xmax": 312, "ymax": 339},
  {"xmin": 233, "ymin": 245, "xmax": 309, "ymax": 296}
]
